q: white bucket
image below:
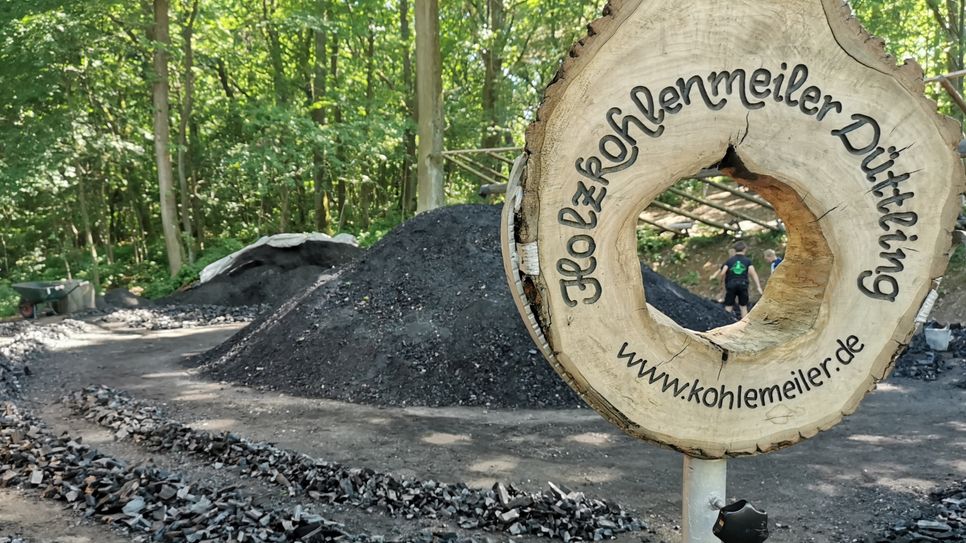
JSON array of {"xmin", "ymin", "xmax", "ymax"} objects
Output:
[{"xmin": 924, "ymin": 326, "xmax": 953, "ymax": 351}]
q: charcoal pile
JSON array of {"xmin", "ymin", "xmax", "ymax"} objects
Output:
[
  {"xmin": 95, "ymin": 305, "xmax": 265, "ymax": 331},
  {"xmin": 891, "ymin": 323, "xmax": 966, "ymax": 381},
  {"xmin": 863, "ymin": 479, "xmax": 965, "ymax": 542},
  {"xmin": 99, "ymin": 288, "xmax": 152, "ymax": 309},
  {"xmin": 64, "ymin": 386, "xmax": 646, "ymax": 541},
  {"xmin": 196, "ymin": 204, "xmax": 734, "ymax": 409},
  {"xmin": 165, "ymin": 236, "xmax": 361, "ymax": 307},
  {"xmin": 0, "ymin": 401, "xmax": 367, "ymax": 542},
  {"xmin": 639, "ymin": 265, "xmax": 737, "ymax": 332}
]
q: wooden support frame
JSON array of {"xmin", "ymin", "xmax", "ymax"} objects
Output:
[
  {"xmin": 695, "ymin": 178, "xmax": 775, "ymax": 210},
  {"xmin": 637, "ymin": 216, "xmax": 689, "ymax": 236},
  {"xmin": 665, "ymin": 187, "xmax": 779, "ymax": 231},
  {"xmin": 648, "ymin": 200, "xmax": 739, "ymax": 232},
  {"xmin": 441, "ymin": 147, "xmax": 521, "ymax": 196}
]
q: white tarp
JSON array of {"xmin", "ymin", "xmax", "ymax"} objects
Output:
[{"xmin": 199, "ymin": 233, "xmax": 359, "ymax": 284}]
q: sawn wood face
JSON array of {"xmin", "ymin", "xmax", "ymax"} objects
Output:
[{"xmin": 503, "ymin": 0, "xmax": 966, "ymax": 458}]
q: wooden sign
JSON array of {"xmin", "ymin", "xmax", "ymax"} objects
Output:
[{"xmin": 502, "ymin": 0, "xmax": 966, "ymax": 458}]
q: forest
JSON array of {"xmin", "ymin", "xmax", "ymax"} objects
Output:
[{"xmin": 1, "ymin": 0, "xmax": 964, "ymax": 314}]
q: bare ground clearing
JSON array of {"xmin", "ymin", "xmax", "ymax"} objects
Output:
[{"xmin": 4, "ymin": 322, "xmax": 965, "ymax": 542}]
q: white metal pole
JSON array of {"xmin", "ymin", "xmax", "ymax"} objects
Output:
[{"xmin": 682, "ymin": 455, "xmax": 727, "ymax": 543}]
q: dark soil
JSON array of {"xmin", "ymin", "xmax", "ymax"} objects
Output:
[
  {"xmin": 165, "ymin": 240, "xmax": 361, "ymax": 307},
  {"xmin": 194, "ymin": 204, "xmax": 734, "ymax": 409}
]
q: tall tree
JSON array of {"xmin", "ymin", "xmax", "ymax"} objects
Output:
[
  {"xmin": 480, "ymin": 0, "xmax": 506, "ymax": 150},
  {"xmin": 151, "ymin": 0, "xmax": 185, "ymax": 276},
  {"xmin": 312, "ymin": 3, "xmax": 330, "ymax": 232},
  {"xmin": 399, "ymin": 0, "xmax": 417, "ymax": 216},
  {"xmin": 415, "ymin": 0, "xmax": 444, "ymax": 213},
  {"xmin": 177, "ymin": 0, "xmax": 199, "ymax": 263}
]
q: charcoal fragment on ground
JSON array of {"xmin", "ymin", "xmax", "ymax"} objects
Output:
[
  {"xmin": 63, "ymin": 386, "xmax": 646, "ymax": 542},
  {"xmin": 0, "ymin": 401, "xmax": 370, "ymax": 542},
  {"xmin": 861, "ymin": 478, "xmax": 966, "ymax": 542},
  {"xmin": 891, "ymin": 323, "xmax": 966, "ymax": 382},
  {"xmin": 194, "ymin": 204, "xmax": 735, "ymax": 409}
]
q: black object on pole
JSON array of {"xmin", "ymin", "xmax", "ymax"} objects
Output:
[{"xmin": 713, "ymin": 500, "xmax": 769, "ymax": 543}]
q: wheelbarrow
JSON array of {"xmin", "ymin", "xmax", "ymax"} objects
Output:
[{"xmin": 12, "ymin": 280, "xmax": 86, "ymax": 319}]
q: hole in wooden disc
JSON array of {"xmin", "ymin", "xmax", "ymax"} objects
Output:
[{"xmin": 640, "ymin": 167, "xmax": 833, "ymax": 355}]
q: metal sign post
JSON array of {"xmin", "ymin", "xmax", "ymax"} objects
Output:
[{"xmin": 682, "ymin": 456, "xmax": 726, "ymax": 542}]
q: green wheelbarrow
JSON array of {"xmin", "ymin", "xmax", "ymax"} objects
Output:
[{"xmin": 12, "ymin": 280, "xmax": 86, "ymax": 319}]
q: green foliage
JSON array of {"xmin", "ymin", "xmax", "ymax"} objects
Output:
[
  {"xmin": 354, "ymin": 211, "xmax": 404, "ymax": 248},
  {"xmin": 0, "ymin": 0, "xmax": 953, "ymax": 306},
  {"xmin": 636, "ymin": 227, "xmax": 676, "ymax": 259},
  {"xmin": 949, "ymin": 242, "xmax": 966, "ymax": 272},
  {"xmin": 749, "ymin": 229, "xmax": 788, "ymax": 249},
  {"xmin": 0, "ymin": 281, "xmax": 20, "ymax": 318},
  {"xmin": 680, "ymin": 270, "xmax": 700, "ymax": 286},
  {"xmin": 0, "ymin": 0, "xmax": 605, "ymax": 294}
]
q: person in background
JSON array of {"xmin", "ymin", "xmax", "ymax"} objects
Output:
[
  {"xmin": 709, "ymin": 247, "xmax": 736, "ymax": 302},
  {"xmin": 764, "ymin": 249, "xmax": 783, "ymax": 274},
  {"xmin": 719, "ymin": 241, "xmax": 763, "ymax": 318}
]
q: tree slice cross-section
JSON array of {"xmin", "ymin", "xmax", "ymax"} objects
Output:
[{"xmin": 502, "ymin": 0, "xmax": 966, "ymax": 458}]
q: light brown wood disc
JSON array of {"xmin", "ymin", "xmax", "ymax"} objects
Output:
[{"xmin": 502, "ymin": 0, "xmax": 966, "ymax": 457}]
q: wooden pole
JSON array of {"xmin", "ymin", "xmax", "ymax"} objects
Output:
[
  {"xmin": 484, "ymin": 150, "xmax": 516, "ymax": 165},
  {"xmin": 938, "ymin": 77, "xmax": 966, "ymax": 117},
  {"xmin": 442, "ymin": 146, "xmax": 522, "ymax": 155},
  {"xmin": 666, "ymin": 187, "xmax": 779, "ymax": 231},
  {"xmin": 648, "ymin": 200, "xmax": 738, "ymax": 232},
  {"xmin": 696, "ymin": 178, "xmax": 775, "ymax": 210},
  {"xmin": 479, "ymin": 182, "xmax": 508, "ymax": 196},
  {"xmin": 415, "ymin": 0, "xmax": 444, "ymax": 213},
  {"xmin": 638, "ymin": 216, "xmax": 686, "ymax": 235},
  {"xmin": 924, "ymin": 68, "xmax": 966, "ymax": 82},
  {"xmin": 450, "ymin": 154, "xmax": 509, "ymax": 181},
  {"xmin": 682, "ymin": 456, "xmax": 726, "ymax": 542},
  {"xmin": 444, "ymin": 155, "xmax": 501, "ymax": 185}
]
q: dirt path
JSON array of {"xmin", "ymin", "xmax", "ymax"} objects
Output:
[{"xmin": 10, "ymin": 323, "xmax": 966, "ymax": 542}]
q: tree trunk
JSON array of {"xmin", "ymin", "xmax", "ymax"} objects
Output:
[
  {"xmin": 480, "ymin": 0, "xmax": 505, "ymax": 151},
  {"xmin": 189, "ymin": 119, "xmax": 205, "ymax": 250},
  {"xmin": 360, "ymin": 24, "xmax": 375, "ymax": 229},
  {"xmin": 415, "ymin": 0, "xmax": 445, "ymax": 213},
  {"xmin": 177, "ymin": 0, "xmax": 199, "ymax": 263},
  {"xmin": 263, "ymin": 0, "xmax": 288, "ymax": 104},
  {"xmin": 263, "ymin": 0, "xmax": 291, "ymax": 233},
  {"xmin": 279, "ymin": 181, "xmax": 290, "ymax": 232},
  {"xmin": 330, "ymin": 34, "xmax": 346, "ymax": 225},
  {"xmin": 312, "ymin": 5, "xmax": 330, "ymax": 232},
  {"xmin": 400, "ymin": 0, "xmax": 417, "ymax": 216},
  {"xmin": 151, "ymin": 0, "xmax": 184, "ymax": 276},
  {"xmin": 77, "ymin": 172, "xmax": 100, "ymax": 292}
]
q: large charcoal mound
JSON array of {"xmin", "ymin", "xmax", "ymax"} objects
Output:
[
  {"xmin": 195, "ymin": 204, "xmax": 735, "ymax": 408},
  {"xmin": 165, "ymin": 241, "xmax": 361, "ymax": 307}
]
